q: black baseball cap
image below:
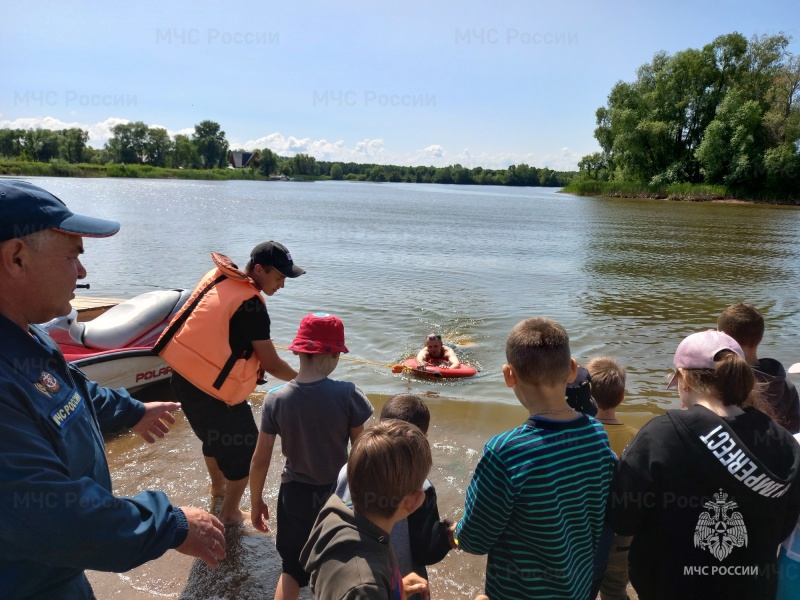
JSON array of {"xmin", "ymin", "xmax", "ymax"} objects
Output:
[
  {"xmin": 0, "ymin": 180, "xmax": 120, "ymax": 242},
  {"xmin": 250, "ymin": 241, "xmax": 305, "ymax": 278}
]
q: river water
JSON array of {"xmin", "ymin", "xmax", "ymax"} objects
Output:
[{"xmin": 15, "ymin": 176, "xmax": 800, "ymax": 598}]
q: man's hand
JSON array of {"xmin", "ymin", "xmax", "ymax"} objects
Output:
[
  {"xmin": 131, "ymin": 401, "xmax": 180, "ymax": 443},
  {"xmin": 175, "ymin": 506, "xmax": 226, "ymax": 568},
  {"xmin": 402, "ymin": 572, "xmax": 429, "ymax": 600}
]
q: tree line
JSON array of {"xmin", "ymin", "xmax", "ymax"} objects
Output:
[
  {"xmin": 0, "ymin": 120, "xmax": 230, "ymax": 169},
  {"xmin": 0, "ymin": 121, "xmax": 574, "ymax": 187},
  {"xmin": 577, "ymin": 32, "xmax": 800, "ymax": 197}
]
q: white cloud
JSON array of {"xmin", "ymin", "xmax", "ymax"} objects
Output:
[
  {"xmin": 423, "ymin": 144, "xmax": 445, "ymax": 158},
  {"xmin": 0, "ymin": 116, "xmax": 582, "ymax": 170},
  {"xmin": 236, "ymin": 132, "xmax": 389, "ymax": 164}
]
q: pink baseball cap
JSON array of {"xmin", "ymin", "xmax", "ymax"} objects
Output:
[
  {"xmin": 667, "ymin": 329, "xmax": 744, "ymax": 388},
  {"xmin": 288, "ymin": 313, "xmax": 349, "ymax": 354}
]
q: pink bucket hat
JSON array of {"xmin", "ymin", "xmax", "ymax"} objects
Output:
[
  {"xmin": 288, "ymin": 313, "xmax": 349, "ymax": 354},
  {"xmin": 666, "ymin": 329, "xmax": 744, "ymax": 388}
]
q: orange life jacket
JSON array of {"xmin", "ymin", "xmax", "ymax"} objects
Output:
[{"xmin": 155, "ymin": 252, "xmax": 265, "ymax": 405}]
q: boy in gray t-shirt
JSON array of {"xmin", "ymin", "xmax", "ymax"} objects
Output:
[{"xmin": 249, "ymin": 313, "xmax": 373, "ymax": 600}]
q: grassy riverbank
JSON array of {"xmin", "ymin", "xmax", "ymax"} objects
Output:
[
  {"xmin": 562, "ymin": 180, "xmax": 799, "ymax": 205},
  {"xmin": 0, "ymin": 160, "xmax": 322, "ymax": 182}
]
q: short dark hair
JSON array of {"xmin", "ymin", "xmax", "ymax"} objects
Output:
[
  {"xmin": 380, "ymin": 394, "xmax": 430, "ymax": 434},
  {"xmin": 348, "ymin": 421, "xmax": 431, "ymax": 519},
  {"xmin": 585, "ymin": 357, "xmax": 626, "ymax": 409},
  {"xmin": 506, "ymin": 317, "xmax": 571, "ymax": 385},
  {"xmin": 717, "ymin": 303, "xmax": 765, "ymax": 347},
  {"xmin": 426, "ymin": 333, "xmax": 442, "ymax": 342}
]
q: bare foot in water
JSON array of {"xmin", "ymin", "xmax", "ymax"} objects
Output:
[{"xmin": 220, "ymin": 510, "xmax": 250, "ymax": 528}]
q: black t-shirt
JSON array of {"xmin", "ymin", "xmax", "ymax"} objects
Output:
[{"xmin": 228, "ymin": 296, "xmax": 271, "ymax": 357}]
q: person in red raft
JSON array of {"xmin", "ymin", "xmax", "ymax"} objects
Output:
[{"xmin": 416, "ymin": 333, "xmax": 461, "ymax": 369}]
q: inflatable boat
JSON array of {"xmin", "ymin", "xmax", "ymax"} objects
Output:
[{"xmin": 401, "ymin": 358, "xmax": 477, "ymax": 379}]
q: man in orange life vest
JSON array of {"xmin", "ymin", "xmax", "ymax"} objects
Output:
[{"xmin": 157, "ymin": 241, "xmax": 304, "ymax": 526}]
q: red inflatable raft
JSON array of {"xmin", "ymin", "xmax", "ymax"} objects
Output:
[{"xmin": 401, "ymin": 358, "xmax": 477, "ymax": 379}]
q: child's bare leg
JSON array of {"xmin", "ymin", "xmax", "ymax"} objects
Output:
[{"xmin": 274, "ymin": 573, "xmax": 301, "ymax": 600}]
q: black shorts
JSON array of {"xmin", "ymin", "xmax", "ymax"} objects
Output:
[
  {"xmin": 170, "ymin": 371, "xmax": 257, "ymax": 481},
  {"xmin": 276, "ymin": 480, "xmax": 335, "ymax": 587}
]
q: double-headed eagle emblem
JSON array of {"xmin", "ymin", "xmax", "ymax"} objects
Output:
[{"xmin": 694, "ymin": 489, "xmax": 748, "ymax": 561}]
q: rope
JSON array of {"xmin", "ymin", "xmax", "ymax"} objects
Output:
[{"xmin": 274, "ymin": 345, "xmax": 408, "ymax": 373}]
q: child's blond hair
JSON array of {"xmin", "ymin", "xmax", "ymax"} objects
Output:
[{"xmin": 585, "ymin": 357, "xmax": 626, "ymax": 410}]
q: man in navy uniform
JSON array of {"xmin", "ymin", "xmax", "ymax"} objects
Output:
[{"xmin": 0, "ymin": 180, "xmax": 226, "ymax": 599}]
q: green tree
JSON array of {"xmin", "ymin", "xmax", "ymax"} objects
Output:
[
  {"xmin": 173, "ymin": 134, "xmax": 200, "ymax": 168},
  {"xmin": 432, "ymin": 167, "xmax": 453, "ymax": 184},
  {"xmin": 87, "ymin": 147, "xmax": 111, "ymax": 164},
  {"xmin": 106, "ymin": 121, "xmax": 149, "ymax": 163},
  {"xmin": 0, "ymin": 128, "xmax": 25, "ymax": 158},
  {"xmin": 330, "ymin": 162, "xmax": 344, "ymax": 180},
  {"xmin": 452, "ymin": 164, "xmax": 473, "ymax": 184},
  {"xmin": 58, "ymin": 128, "xmax": 89, "ymax": 163},
  {"xmin": 763, "ymin": 55, "xmax": 800, "ymax": 146},
  {"xmin": 367, "ymin": 165, "xmax": 386, "ymax": 182},
  {"xmin": 146, "ymin": 127, "xmax": 173, "ymax": 167},
  {"xmin": 763, "ymin": 143, "xmax": 800, "ymax": 195},
  {"xmin": 696, "ymin": 92, "xmax": 765, "ymax": 188},
  {"xmin": 192, "ymin": 120, "xmax": 229, "ymax": 168},
  {"xmin": 259, "ymin": 148, "xmax": 278, "ymax": 176},
  {"xmin": 289, "ymin": 153, "xmax": 318, "ymax": 176},
  {"xmin": 593, "ymin": 32, "xmax": 796, "ymax": 189},
  {"xmin": 22, "ymin": 129, "xmax": 61, "ymax": 162},
  {"xmin": 577, "ymin": 152, "xmax": 609, "ymax": 180}
]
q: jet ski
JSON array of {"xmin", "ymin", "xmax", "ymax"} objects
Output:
[{"xmin": 41, "ymin": 289, "xmax": 191, "ymax": 392}]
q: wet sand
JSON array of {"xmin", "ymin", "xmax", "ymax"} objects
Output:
[{"xmin": 88, "ymin": 384, "xmax": 648, "ymax": 598}]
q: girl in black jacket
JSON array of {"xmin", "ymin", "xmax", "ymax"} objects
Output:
[{"xmin": 609, "ymin": 329, "xmax": 800, "ymax": 600}]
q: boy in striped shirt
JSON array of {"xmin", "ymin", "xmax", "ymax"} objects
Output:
[{"xmin": 452, "ymin": 317, "xmax": 616, "ymax": 600}]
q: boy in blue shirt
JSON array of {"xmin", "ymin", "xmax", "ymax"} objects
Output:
[
  {"xmin": 452, "ymin": 317, "xmax": 615, "ymax": 600},
  {"xmin": 249, "ymin": 313, "xmax": 373, "ymax": 600}
]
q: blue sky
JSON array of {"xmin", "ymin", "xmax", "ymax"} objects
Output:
[{"xmin": 2, "ymin": 0, "xmax": 798, "ymax": 170}]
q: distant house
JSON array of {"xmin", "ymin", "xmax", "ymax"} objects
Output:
[{"xmin": 230, "ymin": 151, "xmax": 256, "ymax": 168}]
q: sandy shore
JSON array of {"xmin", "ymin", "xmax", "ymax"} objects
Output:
[{"xmin": 87, "ymin": 386, "xmax": 645, "ymax": 599}]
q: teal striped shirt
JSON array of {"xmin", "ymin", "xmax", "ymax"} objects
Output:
[{"xmin": 456, "ymin": 414, "xmax": 615, "ymax": 600}]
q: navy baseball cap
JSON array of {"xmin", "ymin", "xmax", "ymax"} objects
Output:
[
  {"xmin": 0, "ymin": 180, "xmax": 120, "ymax": 242},
  {"xmin": 250, "ymin": 241, "xmax": 305, "ymax": 278}
]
